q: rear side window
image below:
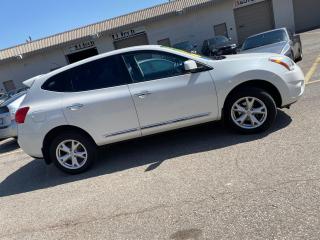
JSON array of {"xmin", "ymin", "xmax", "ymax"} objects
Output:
[{"xmin": 42, "ymin": 55, "xmax": 131, "ymax": 92}]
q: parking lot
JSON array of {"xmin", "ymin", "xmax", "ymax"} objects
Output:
[{"xmin": 1, "ymin": 29, "xmax": 320, "ymax": 240}]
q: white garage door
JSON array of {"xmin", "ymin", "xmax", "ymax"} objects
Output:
[
  {"xmin": 293, "ymin": 0, "xmax": 320, "ymax": 32},
  {"xmin": 114, "ymin": 33, "xmax": 149, "ymax": 49},
  {"xmin": 234, "ymin": 0, "xmax": 274, "ymax": 43}
]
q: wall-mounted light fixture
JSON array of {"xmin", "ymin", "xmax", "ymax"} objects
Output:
[{"xmin": 16, "ymin": 54, "xmax": 23, "ymax": 60}]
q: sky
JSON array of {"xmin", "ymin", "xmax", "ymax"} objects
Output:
[{"xmin": 0, "ymin": 0, "xmax": 167, "ymax": 50}]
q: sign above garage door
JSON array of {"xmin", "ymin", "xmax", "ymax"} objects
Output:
[
  {"xmin": 111, "ymin": 27, "xmax": 146, "ymax": 41},
  {"xmin": 234, "ymin": 0, "xmax": 265, "ymax": 9}
]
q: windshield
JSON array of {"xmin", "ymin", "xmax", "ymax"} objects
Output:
[
  {"xmin": 208, "ymin": 36, "xmax": 229, "ymax": 45},
  {"xmin": 172, "ymin": 41, "xmax": 193, "ymax": 51},
  {"xmin": 242, "ymin": 30, "xmax": 288, "ymax": 50}
]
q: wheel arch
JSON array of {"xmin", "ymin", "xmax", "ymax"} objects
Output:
[
  {"xmin": 223, "ymin": 80, "xmax": 282, "ymax": 111},
  {"xmin": 42, "ymin": 125, "xmax": 97, "ymax": 164}
]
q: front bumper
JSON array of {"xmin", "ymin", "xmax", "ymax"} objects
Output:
[{"xmin": 281, "ymin": 65, "xmax": 305, "ymax": 107}]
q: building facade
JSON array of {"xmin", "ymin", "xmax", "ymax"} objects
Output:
[{"xmin": 0, "ymin": 0, "xmax": 319, "ymax": 92}]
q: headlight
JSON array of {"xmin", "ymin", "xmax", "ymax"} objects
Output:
[
  {"xmin": 231, "ymin": 44, "xmax": 237, "ymax": 48},
  {"xmin": 269, "ymin": 56, "xmax": 295, "ymax": 71},
  {"xmin": 281, "ymin": 44, "xmax": 291, "ymax": 55}
]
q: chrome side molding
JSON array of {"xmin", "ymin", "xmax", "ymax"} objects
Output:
[{"xmin": 141, "ymin": 112, "xmax": 211, "ymax": 130}]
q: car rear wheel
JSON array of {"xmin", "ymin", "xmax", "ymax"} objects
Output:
[
  {"xmin": 224, "ymin": 87, "xmax": 277, "ymax": 134},
  {"xmin": 49, "ymin": 131, "xmax": 96, "ymax": 174}
]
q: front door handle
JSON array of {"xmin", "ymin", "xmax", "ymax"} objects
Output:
[
  {"xmin": 67, "ymin": 103, "xmax": 84, "ymax": 111},
  {"xmin": 134, "ymin": 91, "xmax": 152, "ymax": 99}
]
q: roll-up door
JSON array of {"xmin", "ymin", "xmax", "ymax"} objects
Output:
[{"xmin": 234, "ymin": 0, "xmax": 274, "ymax": 43}]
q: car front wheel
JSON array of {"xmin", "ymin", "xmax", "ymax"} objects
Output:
[
  {"xmin": 224, "ymin": 87, "xmax": 277, "ymax": 134},
  {"xmin": 49, "ymin": 131, "xmax": 97, "ymax": 174}
]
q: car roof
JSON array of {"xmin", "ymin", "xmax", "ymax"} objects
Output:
[
  {"xmin": 246, "ymin": 28, "xmax": 287, "ymax": 39},
  {"xmin": 42, "ymin": 45, "xmax": 199, "ymax": 79}
]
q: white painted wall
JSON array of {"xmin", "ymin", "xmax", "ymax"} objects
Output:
[
  {"xmin": 0, "ymin": 48, "xmax": 67, "ymax": 91},
  {"xmin": 272, "ymin": 0, "xmax": 296, "ymax": 31},
  {"xmin": 94, "ymin": 36, "xmax": 114, "ymax": 54},
  {"xmin": 146, "ymin": 0, "xmax": 238, "ymax": 50}
]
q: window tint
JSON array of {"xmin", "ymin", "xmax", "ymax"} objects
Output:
[
  {"xmin": 42, "ymin": 72, "xmax": 72, "ymax": 92},
  {"xmin": 123, "ymin": 51, "xmax": 188, "ymax": 82},
  {"xmin": 42, "ymin": 55, "xmax": 130, "ymax": 92}
]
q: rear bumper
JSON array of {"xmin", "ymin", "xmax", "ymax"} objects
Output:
[
  {"xmin": 18, "ymin": 126, "xmax": 44, "ymax": 159},
  {"xmin": 0, "ymin": 121, "xmax": 17, "ymax": 139}
]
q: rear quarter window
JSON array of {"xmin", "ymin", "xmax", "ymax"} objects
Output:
[
  {"xmin": 42, "ymin": 72, "xmax": 72, "ymax": 92},
  {"xmin": 42, "ymin": 55, "xmax": 131, "ymax": 92}
]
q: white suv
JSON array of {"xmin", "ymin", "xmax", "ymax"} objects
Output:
[{"xmin": 16, "ymin": 45, "xmax": 304, "ymax": 174}]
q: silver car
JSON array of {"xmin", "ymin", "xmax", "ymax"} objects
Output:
[
  {"xmin": 0, "ymin": 92, "xmax": 26, "ymax": 139},
  {"xmin": 240, "ymin": 28, "xmax": 303, "ymax": 62}
]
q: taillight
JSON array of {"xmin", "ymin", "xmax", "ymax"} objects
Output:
[{"xmin": 15, "ymin": 107, "xmax": 30, "ymax": 124}]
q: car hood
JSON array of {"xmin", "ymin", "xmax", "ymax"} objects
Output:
[
  {"xmin": 241, "ymin": 41, "xmax": 287, "ymax": 54},
  {"xmin": 204, "ymin": 52, "xmax": 281, "ymax": 65}
]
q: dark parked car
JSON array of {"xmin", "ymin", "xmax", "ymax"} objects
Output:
[
  {"xmin": 202, "ymin": 36, "xmax": 237, "ymax": 56},
  {"xmin": 240, "ymin": 28, "xmax": 303, "ymax": 62},
  {"xmin": 172, "ymin": 41, "xmax": 197, "ymax": 54}
]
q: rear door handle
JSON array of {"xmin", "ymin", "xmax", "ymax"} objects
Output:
[
  {"xmin": 134, "ymin": 91, "xmax": 152, "ymax": 99},
  {"xmin": 67, "ymin": 103, "xmax": 84, "ymax": 111}
]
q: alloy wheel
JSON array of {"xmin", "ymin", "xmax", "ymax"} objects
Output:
[
  {"xmin": 231, "ymin": 97, "xmax": 268, "ymax": 129},
  {"xmin": 56, "ymin": 140, "xmax": 88, "ymax": 170}
]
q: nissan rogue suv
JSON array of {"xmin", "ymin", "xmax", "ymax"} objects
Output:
[{"xmin": 16, "ymin": 45, "xmax": 305, "ymax": 174}]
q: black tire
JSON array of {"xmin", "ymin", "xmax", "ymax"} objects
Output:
[
  {"xmin": 296, "ymin": 49, "xmax": 303, "ymax": 62},
  {"xmin": 224, "ymin": 87, "xmax": 277, "ymax": 134},
  {"xmin": 49, "ymin": 131, "xmax": 97, "ymax": 174}
]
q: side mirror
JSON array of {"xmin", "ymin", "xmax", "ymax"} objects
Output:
[{"xmin": 184, "ymin": 60, "xmax": 198, "ymax": 72}]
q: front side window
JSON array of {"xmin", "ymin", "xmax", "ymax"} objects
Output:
[
  {"xmin": 123, "ymin": 51, "xmax": 188, "ymax": 83},
  {"xmin": 42, "ymin": 55, "xmax": 131, "ymax": 92}
]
